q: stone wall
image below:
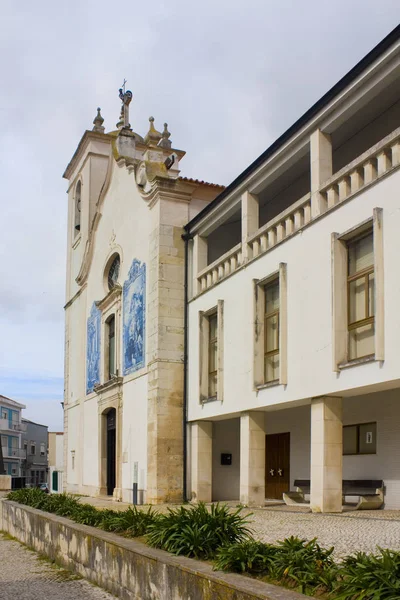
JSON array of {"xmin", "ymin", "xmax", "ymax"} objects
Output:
[{"xmin": 0, "ymin": 500, "xmax": 305, "ymax": 600}]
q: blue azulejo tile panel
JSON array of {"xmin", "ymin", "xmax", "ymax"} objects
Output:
[
  {"xmin": 123, "ymin": 259, "xmax": 146, "ymax": 375},
  {"xmin": 87, "ymin": 302, "xmax": 101, "ymax": 394}
]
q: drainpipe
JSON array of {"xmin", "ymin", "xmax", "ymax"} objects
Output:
[{"xmin": 182, "ymin": 231, "xmax": 193, "ymax": 502}]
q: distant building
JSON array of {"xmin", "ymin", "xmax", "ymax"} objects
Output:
[
  {"xmin": 0, "ymin": 394, "xmax": 26, "ymax": 477},
  {"xmin": 22, "ymin": 419, "xmax": 48, "ymax": 486},
  {"xmin": 48, "ymin": 432, "xmax": 64, "ymax": 492}
]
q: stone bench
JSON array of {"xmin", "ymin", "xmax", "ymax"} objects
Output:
[{"xmin": 283, "ymin": 479, "xmax": 384, "ymax": 510}]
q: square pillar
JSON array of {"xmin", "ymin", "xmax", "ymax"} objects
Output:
[
  {"xmin": 310, "ymin": 129, "xmax": 332, "ymax": 217},
  {"xmin": 192, "ymin": 234, "xmax": 208, "ymax": 295},
  {"xmin": 240, "ymin": 412, "xmax": 265, "ymax": 506},
  {"xmin": 241, "ymin": 191, "xmax": 259, "ymax": 261},
  {"xmin": 191, "ymin": 421, "xmax": 213, "ymax": 502},
  {"xmin": 310, "ymin": 397, "xmax": 342, "ymax": 513}
]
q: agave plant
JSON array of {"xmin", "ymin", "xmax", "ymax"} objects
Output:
[
  {"xmin": 146, "ymin": 502, "xmax": 251, "ymax": 559},
  {"xmin": 214, "ymin": 540, "xmax": 278, "ymax": 573},
  {"xmin": 334, "ymin": 548, "xmax": 400, "ymax": 600}
]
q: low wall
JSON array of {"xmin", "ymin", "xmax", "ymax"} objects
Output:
[{"xmin": 0, "ymin": 500, "xmax": 306, "ymax": 600}]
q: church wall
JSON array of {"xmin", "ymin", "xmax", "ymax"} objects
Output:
[
  {"xmin": 82, "ymin": 397, "xmax": 99, "ymax": 489},
  {"xmin": 121, "ymin": 374, "xmax": 148, "ymax": 503},
  {"xmin": 67, "ymin": 160, "xmax": 152, "ymax": 496}
]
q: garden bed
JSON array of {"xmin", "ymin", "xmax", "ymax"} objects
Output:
[{"xmin": 3, "ymin": 489, "xmax": 400, "ymax": 599}]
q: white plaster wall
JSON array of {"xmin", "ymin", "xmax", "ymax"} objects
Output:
[
  {"xmin": 121, "ymin": 374, "xmax": 148, "ymax": 503},
  {"xmin": 343, "ymin": 389, "xmax": 400, "ymax": 509},
  {"xmin": 66, "ymin": 159, "xmax": 151, "ymax": 495},
  {"xmin": 212, "ymin": 418, "xmax": 240, "ymax": 501},
  {"xmin": 66, "ymin": 404, "xmax": 80, "ymax": 487},
  {"xmin": 82, "ymin": 398, "xmax": 98, "ymax": 488},
  {"xmin": 188, "ymin": 169, "xmax": 400, "ymax": 423}
]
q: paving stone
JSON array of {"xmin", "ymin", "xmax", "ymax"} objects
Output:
[{"xmin": 0, "ymin": 534, "xmax": 117, "ymax": 599}]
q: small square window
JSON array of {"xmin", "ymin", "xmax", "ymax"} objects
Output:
[{"xmin": 343, "ymin": 422, "xmax": 377, "ymax": 455}]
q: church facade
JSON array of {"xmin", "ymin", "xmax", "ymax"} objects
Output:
[{"xmin": 63, "ymin": 94, "xmax": 222, "ymax": 503}]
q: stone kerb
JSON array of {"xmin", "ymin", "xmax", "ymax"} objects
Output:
[{"xmin": 0, "ymin": 500, "xmax": 307, "ymax": 600}]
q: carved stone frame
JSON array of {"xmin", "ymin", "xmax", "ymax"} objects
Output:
[{"xmin": 97, "ymin": 381, "xmax": 123, "ymax": 500}]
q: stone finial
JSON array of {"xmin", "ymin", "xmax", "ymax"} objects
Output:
[
  {"xmin": 92, "ymin": 107, "xmax": 105, "ymax": 133},
  {"xmin": 144, "ymin": 116, "xmax": 162, "ymax": 146},
  {"xmin": 158, "ymin": 123, "xmax": 172, "ymax": 149}
]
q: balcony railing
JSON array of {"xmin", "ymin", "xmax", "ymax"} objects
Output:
[
  {"xmin": 197, "ymin": 242, "xmax": 243, "ymax": 292},
  {"xmin": 320, "ymin": 126, "xmax": 400, "ymax": 208},
  {"xmin": 247, "ymin": 192, "xmax": 311, "ymax": 260},
  {"xmin": 193, "ymin": 126, "xmax": 400, "ymax": 297},
  {"xmin": 0, "ymin": 418, "xmax": 27, "ymax": 433},
  {"xmin": 1, "ymin": 446, "xmax": 26, "ymax": 459}
]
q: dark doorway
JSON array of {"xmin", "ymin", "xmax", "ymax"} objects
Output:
[
  {"xmin": 265, "ymin": 432, "xmax": 290, "ymax": 499},
  {"xmin": 106, "ymin": 409, "xmax": 116, "ymax": 496}
]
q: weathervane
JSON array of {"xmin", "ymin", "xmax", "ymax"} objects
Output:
[{"xmin": 117, "ymin": 79, "xmax": 133, "ymax": 130}]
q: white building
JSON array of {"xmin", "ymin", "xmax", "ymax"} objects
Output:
[
  {"xmin": 63, "ymin": 93, "xmax": 222, "ymax": 503},
  {"xmin": 186, "ymin": 25, "xmax": 400, "ymax": 511},
  {"xmin": 0, "ymin": 395, "xmax": 26, "ymax": 477}
]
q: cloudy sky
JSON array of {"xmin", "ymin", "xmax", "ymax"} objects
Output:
[{"xmin": 0, "ymin": 1, "xmax": 399, "ymax": 430}]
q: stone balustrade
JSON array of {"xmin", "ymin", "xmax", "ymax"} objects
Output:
[
  {"xmin": 193, "ymin": 127, "xmax": 400, "ymax": 297},
  {"xmin": 247, "ymin": 192, "xmax": 311, "ymax": 260},
  {"xmin": 197, "ymin": 242, "xmax": 242, "ymax": 292},
  {"xmin": 320, "ymin": 127, "xmax": 400, "ymax": 209}
]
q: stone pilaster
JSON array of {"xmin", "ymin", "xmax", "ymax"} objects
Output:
[
  {"xmin": 146, "ymin": 183, "xmax": 192, "ymax": 503},
  {"xmin": 240, "ymin": 412, "xmax": 265, "ymax": 506},
  {"xmin": 241, "ymin": 191, "xmax": 259, "ymax": 262},
  {"xmin": 191, "ymin": 421, "xmax": 213, "ymax": 502},
  {"xmin": 310, "ymin": 396, "xmax": 343, "ymax": 513},
  {"xmin": 310, "ymin": 129, "xmax": 332, "ymax": 217}
]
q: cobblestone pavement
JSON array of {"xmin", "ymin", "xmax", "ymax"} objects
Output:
[
  {"xmin": 0, "ymin": 533, "xmax": 117, "ymax": 599},
  {"xmin": 248, "ymin": 506, "xmax": 400, "ymax": 559}
]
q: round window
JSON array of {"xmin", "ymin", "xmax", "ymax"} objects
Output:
[{"xmin": 107, "ymin": 255, "xmax": 120, "ymax": 290}]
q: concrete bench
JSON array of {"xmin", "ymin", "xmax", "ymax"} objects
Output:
[{"xmin": 283, "ymin": 479, "xmax": 384, "ymax": 510}]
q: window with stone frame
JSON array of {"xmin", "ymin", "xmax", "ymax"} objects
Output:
[
  {"xmin": 347, "ymin": 231, "xmax": 374, "ymax": 360},
  {"xmin": 106, "ymin": 314, "xmax": 116, "ymax": 380},
  {"xmin": 199, "ymin": 301, "xmax": 224, "ymax": 402},
  {"xmin": 264, "ymin": 278, "xmax": 280, "ymax": 383},
  {"xmin": 332, "ymin": 208, "xmax": 384, "ymax": 369},
  {"xmin": 254, "ymin": 263, "xmax": 287, "ymax": 387}
]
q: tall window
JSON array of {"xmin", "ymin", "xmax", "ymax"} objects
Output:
[
  {"xmin": 264, "ymin": 279, "xmax": 280, "ymax": 382},
  {"xmin": 107, "ymin": 315, "xmax": 116, "ymax": 380},
  {"xmin": 208, "ymin": 312, "xmax": 218, "ymax": 398},
  {"xmin": 347, "ymin": 231, "xmax": 374, "ymax": 360},
  {"xmin": 74, "ymin": 181, "xmax": 81, "ymax": 235}
]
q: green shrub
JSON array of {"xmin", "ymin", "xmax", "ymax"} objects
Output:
[
  {"xmin": 100, "ymin": 506, "xmax": 156, "ymax": 536},
  {"xmin": 7, "ymin": 488, "xmax": 50, "ymax": 509},
  {"xmin": 270, "ymin": 536, "xmax": 335, "ymax": 595},
  {"xmin": 334, "ymin": 549, "xmax": 400, "ymax": 600},
  {"xmin": 214, "ymin": 540, "xmax": 278, "ymax": 573},
  {"xmin": 146, "ymin": 502, "xmax": 251, "ymax": 559}
]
